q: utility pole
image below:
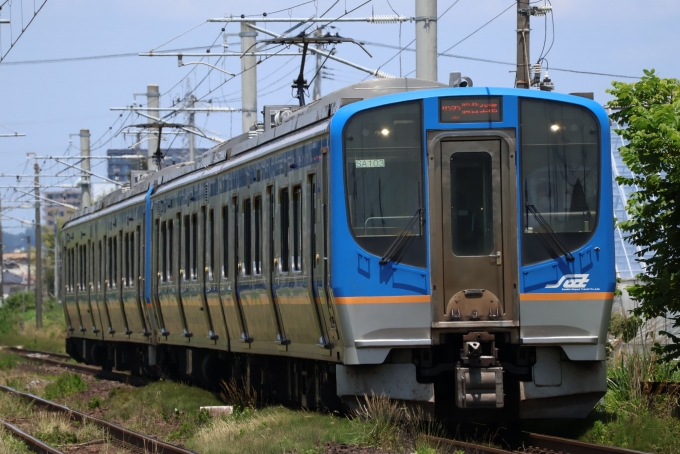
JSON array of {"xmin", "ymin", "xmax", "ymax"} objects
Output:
[
  {"xmin": 516, "ymin": 0, "xmax": 530, "ymax": 89},
  {"xmin": 147, "ymin": 84, "xmax": 160, "ymax": 170},
  {"xmin": 0, "ymin": 195, "xmax": 3, "ymax": 305},
  {"xmin": 312, "ymin": 28, "xmax": 323, "ymax": 101},
  {"xmin": 240, "ymin": 22, "xmax": 257, "ymax": 133},
  {"xmin": 415, "ymin": 0, "xmax": 437, "ymax": 82},
  {"xmin": 54, "ymin": 224, "xmax": 59, "ymax": 304},
  {"xmin": 26, "ymin": 235, "xmax": 30, "ymax": 293},
  {"xmin": 188, "ymin": 94, "xmax": 196, "ymax": 162},
  {"xmin": 80, "ymin": 129, "xmax": 92, "ymax": 207},
  {"xmin": 34, "ymin": 163, "xmax": 42, "ymax": 328}
]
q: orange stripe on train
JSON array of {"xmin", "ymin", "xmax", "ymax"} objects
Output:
[
  {"xmin": 520, "ymin": 292, "xmax": 615, "ymax": 301},
  {"xmin": 334, "ymin": 295, "xmax": 431, "ymax": 305}
]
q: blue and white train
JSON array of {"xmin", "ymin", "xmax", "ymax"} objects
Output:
[{"xmin": 61, "ymin": 78, "xmax": 615, "ymax": 419}]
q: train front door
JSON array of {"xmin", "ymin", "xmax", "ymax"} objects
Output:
[{"xmin": 439, "ymin": 140, "xmax": 506, "ymax": 322}]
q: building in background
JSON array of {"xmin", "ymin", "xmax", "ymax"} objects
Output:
[
  {"xmin": 610, "ymin": 121, "xmax": 652, "ymax": 279},
  {"xmin": 106, "ymin": 148, "xmax": 207, "ymax": 182},
  {"xmin": 43, "ymin": 189, "xmax": 81, "ymax": 227}
]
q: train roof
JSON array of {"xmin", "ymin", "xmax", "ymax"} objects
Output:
[{"xmin": 63, "ymin": 78, "xmax": 447, "ymax": 226}]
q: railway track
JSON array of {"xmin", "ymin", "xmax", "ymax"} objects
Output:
[
  {"xmin": 4, "ymin": 346, "xmax": 148, "ymax": 386},
  {"xmin": 425, "ymin": 431, "xmax": 650, "ymax": 454},
  {"xmin": 1, "ymin": 347, "xmax": 650, "ymax": 454},
  {"xmin": 0, "ymin": 383, "xmax": 195, "ymax": 454}
]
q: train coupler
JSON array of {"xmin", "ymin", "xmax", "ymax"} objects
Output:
[
  {"xmin": 455, "ymin": 364, "xmax": 504, "ymax": 408},
  {"xmin": 455, "ymin": 331, "xmax": 504, "ymax": 408}
]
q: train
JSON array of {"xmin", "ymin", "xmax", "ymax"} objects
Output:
[{"xmin": 61, "ymin": 77, "xmax": 615, "ymax": 420}]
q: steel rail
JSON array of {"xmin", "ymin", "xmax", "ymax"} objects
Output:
[
  {"xmin": 424, "ymin": 435, "xmax": 512, "ymax": 453},
  {"xmin": 520, "ymin": 432, "xmax": 651, "ymax": 454},
  {"xmin": 4, "ymin": 346, "xmax": 148, "ymax": 386},
  {"xmin": 0, "ymin": 418, "xmax": 63, "ymax": 454},
  {"xmin": 0, "ymin": 384, "xmax": 195, "ymax": 454}
]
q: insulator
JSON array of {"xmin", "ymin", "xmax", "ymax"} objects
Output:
[
  {"xmin": 367, "ymin": 15, "xmax": 409, "ymax": 24},
  {"xmin": 531, "ymin": 5, "xmax": 552, "ymax": 16},
  {"xmin": 374, "ymin": 70, "xmax": 395, "ymax": 79}
]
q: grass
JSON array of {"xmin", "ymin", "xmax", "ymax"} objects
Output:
[
  {"xmin": 32, "ymin": 411, "xmax": 106, "ymax": 446},
  {"xmin": 0, "ymin": 427, "xmax": 31, "ymax": 454},
  {"xmin": 187, "ymin": 406, "xmax": 358, "ymax": 454},
  {"xmin": 43, "ymin": 372, "xmax": 88, "ymax": 400},
  {"xmin": 521, "ymin": 351, "xmax": 680, "ymax": 454},
  {"xmin": 0, "ymin": 293, "xmax": 66, "ymax": 354},
  {"xmin": 0, "ymin": 352, "xmax": 20, "ymax": 370},
  {"xmin": 103, "ymin": 379, "xmax": 223, "ymax": 442}
]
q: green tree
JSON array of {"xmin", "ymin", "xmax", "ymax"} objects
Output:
[{"xmin": 608, "ymin": 69, "xmax": 680, "ymax": 362}]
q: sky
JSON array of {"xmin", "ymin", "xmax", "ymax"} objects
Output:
[{"xmin": 0, "ymin": 0, "xmax": 678, "ymax": 232}]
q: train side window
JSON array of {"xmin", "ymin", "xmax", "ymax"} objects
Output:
[
  {"xmin": 183, "ymin": 215, "xmax": 190, "ymax": 281},
  {"xmin": 191, "ymin": 213, "xmax": 198, "ymax": 280},
  {"xmin": 168, "ymin": 220, "xmax": 174, "ymax": 283},
  {"xmin": 221, "ymin": 205, "xmax": 228, "ymax": 278},
  {"xmin": 160, "ymin": 221, "xmax": 166, "ymax": 282},
  {"xmin": 208, "ymin": 208, "xmax": 215, "ymax": 281},
  {"xmin": 292, "ymin": 185, "xmax": 302, "ymax": 272},
  {"xmin": 254, "ymin": 195, "xmax": 262, "ymax": 275},
  {"xmin": 243, "ymin": 198, "xmax": 252, "ymax": 276},
  {"xmin": 280, "ymin": 188, "xmax": 289, "ymax": 273}
]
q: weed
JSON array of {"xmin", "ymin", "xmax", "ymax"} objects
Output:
[
  {"xmin": 35, "ymin": 427, "xmax": 78, "ymax": 445},
  {"xmin": 0, "ymin": 352, "xmax": 19, "ymax": 370},
  {"xmin": 43, "ymin": 372, "xmax": 87, "ymax": 400},
  {"xmin": 87, "ymin": 396, "xmax": 101, "ymax": 410},
  {"xmin": 0, "ymin": 426, "xmax": 31, "ymax": 454},
  {"xmin": 219, "ymin": 377, "xmax": 257, "ymax": 413},
  {"xmin": 351, "ymin": 393, "xmax": 403, "ymax": 451}
]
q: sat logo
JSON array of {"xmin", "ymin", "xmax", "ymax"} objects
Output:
[{"xmin": 545, "ymin": 274, "xmax": 590, "ymax": 290}]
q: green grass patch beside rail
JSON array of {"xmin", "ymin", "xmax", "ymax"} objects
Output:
[{"xmin": 0, "ymin": 293, "xmax": 66, "ymax": 354}]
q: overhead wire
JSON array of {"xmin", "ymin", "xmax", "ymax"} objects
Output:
[{"xmin": 438, "ymin": 1, "xmax": 516, "ymax": 55}]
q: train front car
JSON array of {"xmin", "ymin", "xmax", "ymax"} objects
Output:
[{"xmin": 329, "ymin": 87, "xmax": 614, "ymax": 419}]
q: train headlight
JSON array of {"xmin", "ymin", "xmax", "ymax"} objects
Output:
[{"xmin": 550, "ymin": 124, "xmax": 560, "ymax": 132}]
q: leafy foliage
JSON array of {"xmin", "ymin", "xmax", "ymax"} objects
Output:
[{"xmin": 608, "ymin": 69, "xmax": 680, "ymax": 363}]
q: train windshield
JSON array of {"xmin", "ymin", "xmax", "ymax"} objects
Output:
[
  {"xmin": 343, "ymin": 101, "xmax": 426, "ymax": 267},
  {"xmin": 520, "ymin": 99, "xmax": 600, "ymax": 265}
]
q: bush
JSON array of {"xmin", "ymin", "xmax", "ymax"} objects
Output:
[
  {"xmin": 44, "ymin": 372, "xmax": 87, "ymax": 400},
  {"xmin": 220, "ymin": 378, "xmax": 257, "ymax": 413}
]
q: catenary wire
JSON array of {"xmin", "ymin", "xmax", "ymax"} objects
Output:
[{"xmin": 438, "ymin": 1, "xmax": 515, "ymax": 55}]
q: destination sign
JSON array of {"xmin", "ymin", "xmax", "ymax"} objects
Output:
[{"xmin": 439, "ymin": 96, "xmax": 503, "ymax": 123}]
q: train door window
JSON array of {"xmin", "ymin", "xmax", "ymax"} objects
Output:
[
  {"xmin": 280, "ymin": 188, "xmax": 290, "ymax": 273},
  {"xmin": 221, "ymin": 205, "xmax": 228, "ymax": 278},
  {"xmin": 107, "ymin": 237, "xmax": 113, "ymax": 289},
  {"xmin": 292, "ymin": 185, "xmax": 302, "ymax": 272},
  {"xmin": 243, "ymin": 199, "xmax": 252, "ymax": 276},
  {"xmin": 160, "ymin": 221, "xmax": 167, "ymax": 282},
  {"xmin": 254, "ymin": 196, "xmax": 262, "ymax": 275},
  {"xmin": 136, "ymin": 226, "xmax": 142, "ymax": 285},
  {"xmin": 98, "ymin": 241, "xmax": 102, "ymax": 291},
  {"xmin": 168, "ymin": 220, "xmax": 174, "ymax": 282},
  {"xmin": 233, "ymin": 197, "xmax": 239, "ymax": 278},
  {"xmin": 91, "ymin": 242, "xmax": 95, "ymax": 292},
  {"xmin": 309, "ymin": 177, "xmax": 316, "ymax": 267},
  {"xmin": 113, "ymin": 235, "xmax": 118, "ymax": 289},
  {"xmin": 124, "ymin": 233, "xmax": 130, "ymax": 287},
  {"xmin": 191, "ymin": 213, "xmax": 198, "ymax": 280},
  {"xmin": 183, "ymin": 215, "xmax": 190, "ymax": 281},
  {"xmin": 129, "ymin": 231, "xmax": 135, "ymax": 288},
  {"xmin": 208, "ymin": 208, "xmax": 215, "ymax": 281},
  {"xmin": 268, "ymin": 188, "xmax": 275, "ymax": 271}
]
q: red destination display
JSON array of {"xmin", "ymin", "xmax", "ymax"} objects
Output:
[{"xmin": 439, "ymin": 96, "xmax": 503, "ymax": 123}]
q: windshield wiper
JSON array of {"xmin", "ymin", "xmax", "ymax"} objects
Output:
[
  {"xmin": 526, "ymin": 204, "xmax": 574, "ymax": 261},
  {"xmin": 379, "ymin": 208, "xmax": 423, "ymax": 265}
]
